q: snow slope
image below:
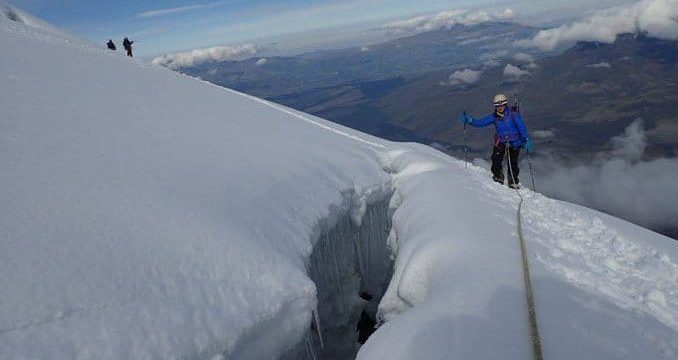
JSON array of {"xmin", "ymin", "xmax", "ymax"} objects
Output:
[
  {"xmin": 2, "ymin": 4, "xmax": 677, "ymax": 359},
  {"xmin": 0, "ymin": 2, "xmax": 72, "ymax": 39},
  {"xmin": 361, "ymin": 150, "xmax": 678, "ymax": 360}
]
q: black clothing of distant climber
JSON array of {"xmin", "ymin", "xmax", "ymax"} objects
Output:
[
  {"xmin": 123, "ymin": 37, "xmax": 134, "ymax": 57},
  {"xmin": 106, "ymin": 39, "xmax": 116, "ymax": 50}
]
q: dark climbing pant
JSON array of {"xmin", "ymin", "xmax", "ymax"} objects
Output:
[{"xmin": 491, "ymin": 142, "xmax": 521, "ymax": 185}]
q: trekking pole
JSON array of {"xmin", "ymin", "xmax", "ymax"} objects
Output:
[
  {"xmin": 462, "ymin": 111, "xmax": 468, "ymax": 169},
  {"xmin": 526, "ymin": 150, "xmax": 537, "ymax": 193},
  {"xmin": 512, "ymin": 92, "xmax": 536, "ymax": 192}
]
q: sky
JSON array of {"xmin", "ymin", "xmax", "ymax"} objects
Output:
[{"xmin": 9, "ymin": 0, "xmax": 640, "ymax": 57}]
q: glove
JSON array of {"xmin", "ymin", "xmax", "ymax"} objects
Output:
[
  {"xmin": 459, "ymin": 112, "xmax": 473, "ymax": 125},
  {"xmin": 523, "ymin": 138, "xmax": 534, "ymax": 152}
]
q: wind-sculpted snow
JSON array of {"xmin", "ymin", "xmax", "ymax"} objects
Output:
[
  {"xmin": 524, "ymin": 198, "xmax": 678, "ymax": 331},
  {"xmin": 2, "ymin": 6, "xmax": 678, "ymax": 360},
  {"xmin": 0, "ymin": 14, "xmax": 391, "ymax": 360},
  {"xmin": 358, "ymin": 145, "xmax": 678, "ymax": 359},
  {"xmin": 0, "ymin": 2, "xmax": 74, "ymax": 40}
]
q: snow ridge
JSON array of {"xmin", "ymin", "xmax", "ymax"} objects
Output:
[
  {"xmin": 0, "ymin": 1, "xmax": 75, "ymax": 41},
  {"xmin": 219, "ymin": 85, "xmax": 387, "ymax": 150},
  {"xmin": 2, "ymin": 5, "xmax": 678, "ymax": 360},
  {"xmin": 359, "ymin": 148, "xmax": 678, "ymax": 360},
  {"xmin": 525, "ymin": 196, "xmax": 678, "ymax": 331}
]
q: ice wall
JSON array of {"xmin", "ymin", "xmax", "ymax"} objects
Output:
[{"xmin": 284, "ymin": 197, "xmax": 394, "ymax": 360}]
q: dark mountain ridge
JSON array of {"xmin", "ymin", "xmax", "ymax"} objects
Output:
[
  {"xmin": 339, "ymin": 33, "xmax": 678, "ymax": 159},
  {"xmin": 181, "ymin": 22, "xmax": 541, "ymax": 98}
]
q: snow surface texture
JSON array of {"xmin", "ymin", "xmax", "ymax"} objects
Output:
[
  {"xmin": 0, "ymin": 7, "xmax": 388, "ymax": 359},
  {"xmin": 0, "ymin": 2, "xmax": 73, "ymax": 39},
  {"xmin": 359, "ymin": 148, "xmax": 678, "ymax": 360},
  {"xmin": 2, "ymin": 4, "xmax": 678, "ymax": 359}
]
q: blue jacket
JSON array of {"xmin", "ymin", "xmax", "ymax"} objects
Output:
[{"xmin": 469, "ymin": 108, "xmax": 529, "ymax": 147}]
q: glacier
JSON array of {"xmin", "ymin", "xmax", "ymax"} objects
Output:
[
  {"xmin": 282, "ymin": 197, "xmax": 394, "ymax": 360},
  {"xmin": 1, "ymin": 3, "xmax": 678, "ymax": 359}
]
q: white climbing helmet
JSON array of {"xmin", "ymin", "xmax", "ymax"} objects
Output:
[{"xmin": 493, "ymin": 93, "xmax": 508, "ymax": 107}]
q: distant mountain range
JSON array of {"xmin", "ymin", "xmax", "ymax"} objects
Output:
[
  {"xmin": 262, "ymin": 33, "xmax": 678, "ymax": 162},
  {"xmin": 163, "ymin": 17, "xmax": 678, "ymax": 239},
  {"xmin": 365, "ymin": 33, "xmax": 678, "ymax": 159},
  {"xmin": 175, "ymin": 23, "xmax": 678, "ymax": 161},
  {"xmin": 232, "ymin": 30, "xmax": 678, "ymax": 240},
  {"xmin": 181, "ymin": 22, "xmax": 541, "ymax": 98}
]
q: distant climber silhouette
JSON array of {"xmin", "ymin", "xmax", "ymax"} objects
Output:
[
  {"xmin": 106, "ymin": 39, "xmax": 116, "ymax": 51},
  {"xmin": 123, "ymin": 37, "xmax": 134, "ymax": 57}
]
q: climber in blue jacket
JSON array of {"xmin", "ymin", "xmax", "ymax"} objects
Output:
[{"xmin": 460, "ymin": 94, "xmax": 534, "ymax": 188}]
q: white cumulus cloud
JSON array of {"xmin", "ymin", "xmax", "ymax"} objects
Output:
[
  {"xmin": 152, "ymin": 44, "xmax": 259, "ymax": 70},
  {"xmin": 512, "ymin": 52, "xmax": 535, "ymax": 64},
  {"xmin": 517, "ymin": 0, "xmax": 678, "ymax": 51},
  {"xmin": 480, "ymin": 50, "xmax": 509, "ymax": 68},
  {"xmin": 442, "ymin": 68, "xmax": 483, "ymax": 86},
  {"xmin": 532, "ymin": 129, "xmax": 555, "ymax": 139},
  {"xmin": 532, "ymin": 119, "xmax": 678, "ymax": 235},
  {"xmin": 611, "ymin": 119, "xmax": 647, "ymax": 161},
  {"xmin": 587, "ymin": 62, "xmax": 612, "ymax": 69},
  {"xmin": 382, "ymin": 8, "xmax": 514, "ymax": 34},
  {"xmin": 503, "ymin": 63, "xmax": 530, "ymax": 80}
]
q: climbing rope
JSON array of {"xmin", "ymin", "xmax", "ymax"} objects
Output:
[{"xmin": 506, "ymin": 144, "xmax": 544, "ymax": 360}]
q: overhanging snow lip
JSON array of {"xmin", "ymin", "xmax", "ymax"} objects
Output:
[{"xmin": 282, "ymin": 186, "xmax": 396, "ymax": 360}]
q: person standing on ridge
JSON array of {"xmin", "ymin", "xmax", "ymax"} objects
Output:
[
  {"xmin": 459, "ymin": 94, "xmax": 534, "ymax": 188},
  {"xmin": 123, "ymin": 37, "xmax": 134, "ymax": 57},
  {"xmin": 106, "ymin": 39, "xmax": 116, "ymax": 50}
]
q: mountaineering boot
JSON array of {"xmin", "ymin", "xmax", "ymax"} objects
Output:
[
  {"xmin": 493, "ymin": 175, "xmax": 504, "ymax": 184},
  {"xmin": 509, "ymin": 183, "xmax": 521, "ymax": 189}
]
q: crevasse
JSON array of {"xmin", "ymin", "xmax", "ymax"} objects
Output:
[{"xmin": 283, "ymin": 194, "xmax": 395, "ymax": 360}]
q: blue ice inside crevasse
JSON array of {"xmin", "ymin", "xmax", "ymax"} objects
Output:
[{"xmin": 283, "ymin": 196, "xmax": 394, "ymax": 360}]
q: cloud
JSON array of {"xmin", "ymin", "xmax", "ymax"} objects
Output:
[
  {"xmin": 137, "ymin": 4, "xmax": 212, "ymax": 18},
  {"xmin": 531, "ymin": 119, "xmax": 678, "ymax": 236},
  {"xmin": 255, "ymin": 58, "xmax": 267, "ymax": 66},
  {"xmin": 532, "ymin": 129, "xmax": 555, "ymax": 139},
  {"xmin": 457, "ymin": 35, "xmax": 495, "ymax": 46},
  {"xmin": 382, "ymin": 8, "xmax": 514, "ymax": 34},
  {"xmin": 152, "ymin": 44, "xmax": 259, "ymax": 70},
  {"xmin": 511, "ymin": 52, "xmax": 539, "ymax": 70},
  {"xmin": 512, "ymin": 52, "xmax": 535, "ymax": 64},
  {"xmin": 517, "ymin": 0, "xmax": 678, "ymax": 51},
  {"xmin": 587, "ymin": 61, "xmax": 612, "ymax": 69},
  {"xmin": 611, "ymin": 118, "xmax": 646, "ymax": 161},
  {"xmin": 136, "ymin": 1, "xmax": 244, "ymax": 18},
  {"xmin": 441, "ymin": 68, "xmax": 482, "ymax": 86},
  {"xmin": 483, "ymin": 59, "xmax": 501, "ymax": 68},
  {"xmin": 503, "ymin": 63, "xmax": 530, "ymax": 79},
  {"xmin": 480, "ymin": 50, "xmax": 509, "ymax": 68},
  {"xmin": 361, "ymin": 46, "xmax": 370, "ymax": 52}
]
